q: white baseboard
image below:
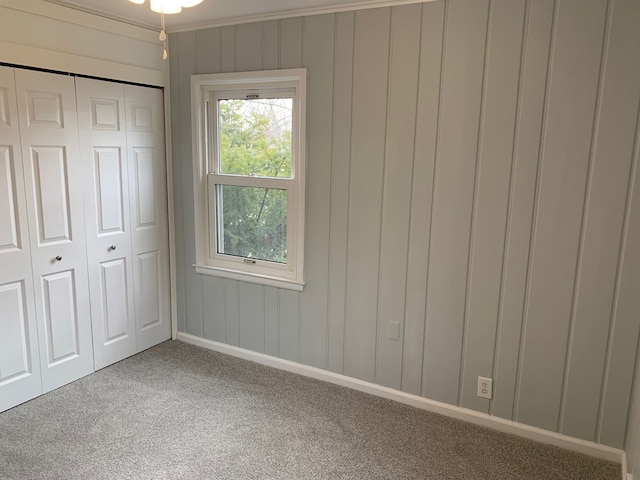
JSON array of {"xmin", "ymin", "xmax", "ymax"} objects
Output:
[
  {"xmin": 177, "ymin": 333, "xmax": 625, "ymax": 467},
  {"xmin": 622, "ymin": 453, "xmax": 629, "ymax": 480}
]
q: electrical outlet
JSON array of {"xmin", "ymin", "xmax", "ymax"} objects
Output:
[{"xmin": 477, "ymin": 376, "xmax": 493, "ymax": 399}]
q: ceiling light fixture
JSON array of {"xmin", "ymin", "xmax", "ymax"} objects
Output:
[{"xmin": 128, "ymin": 0, "xmax": 204, "ymax": 60}]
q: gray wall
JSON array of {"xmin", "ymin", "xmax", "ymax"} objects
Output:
[
  {"xmin": 169, "ymin": 0, "xmax": 640, "ymax": 449},
  {"xmin": 628, "ymin": 350, "xmax": 640, "ymax": 475}
]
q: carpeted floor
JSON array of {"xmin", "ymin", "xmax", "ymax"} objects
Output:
[{"xmin": 0, "ymin": 341, "xmax": 621, "ymax": 480}]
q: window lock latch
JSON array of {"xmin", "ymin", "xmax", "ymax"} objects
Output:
[{"xmin": 244, "ymin": 259, "xmax": 257, "ymax": 265}]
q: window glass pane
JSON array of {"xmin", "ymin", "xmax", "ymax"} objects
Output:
[
  {"xmin": 216, "ymin": 185, "xmax": 287, "ymax": 264},
  {"xmin": 218, "ymin": 98, "xmax": 292, "ymax": 178}
]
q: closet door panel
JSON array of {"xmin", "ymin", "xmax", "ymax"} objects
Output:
[
  {"xmin": 99, "ymin": 258, "xmax": 129, "ymax": 339},
  {"xmin": 76, "ymin": 78, "xmax": 136, "ymax": 370},
  {"xmin": 30, "ymin": 146, "xmax": 71, "ymax": 243},
  {"xmin": 0, "ymin": 147, "xmax": 20, "ymax": 250},
  {"xmin": 0, "ymin": 66, "xmax": 42, "ymax": 412},
  {"xmin": 133, "ymin": 147, "xmax": 156, "ymax": 227},
  {"xmin": 125, "ymin": 85, "xmax": 171, "ymax": 351},
  {"xmin": 137, "ymin": 250, "xmax": 162, "ymax": 331},
  {"xmin": 0, "ymin": 282, "xmax": 31, "ymax": 377},
  {"xmin": 94, "ymin": 147, "xmax": 126, "ymax": 234},
  {"xmin": 41, "ymin": 270, "xmax": 81, "ymax": 363},
  {"xmin": 0, "ymin": 146, "xmax": 20, "ymax": 251},
  {"xmin": 15, "ymin": 69, "xmax": 94, "ymax": 392}
]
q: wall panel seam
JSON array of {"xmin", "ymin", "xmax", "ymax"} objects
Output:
[
  {"xmin": 302, "ymin": 17, "xmax": 306, "ymax": 66},
  {"xmin": 236, "ymin": 280, "xmax": 240, "ymax": 343},
  {"xmin": 233, "ymin": 25, "xmax": 238, "ymax": 71},
  {"xmin": 298, "ymin": 17, "xmax": 304, "ymax": 365},
  {"xmin": 513, "ymin": 0, "xmax": 558, "ymax": 421},
  {"xmin": 217, "ymin": 28, "xmax": 222, "ymax": 73},
  {"xmin": 325, "ymin": 13, "xmax": 339, "ymax": 369},
  {"xmin": 374, "ymin": 7, "xmax": 393, "ymax": 385},
  {"xmin": 222, "ymin": 280, "xmax": 227, "ymax": 341},
  {"xmin": 174, "ymin": 33, "xmax": 184, "ymax": 312},
  {"xmin": 297, "ymin": 286, "xmax": 302, "ymax": 363},
  {"xmin": 400, "ymin": 1, "xmax": 424, "ymax": 392},
  {"xmin": 343, "ymin": 11, "xmax": 358, "ymax": 375},
  {"xmin": 420, "ymin": 0, "xmax": 448, "ymax": 397},
  {"xmin": 490, "ymin": 0, "xmax": 529, "ymax": 417},
  {"xmin": 558, "ymin": 0, "xmax": 612, "ymax": 434},
  {"xmin": 179, "ymin": 33, "xmax": 198, "ymax": 336},
  {"xmin": 224, "ymin": 281, "xmax": 230, "ymax": 343},
  {"xmin": 260, "ymin": 23, "xmax": 265, "ymax": 70},
  {"xmin": 341, "ymin": 12, "xmax": 356, "ymax": 375},
  {"xmin": 277, "ymin": 20, "xmax": 282, "ymax": 69},
  {"xmin": 170, "ymin": 33, "xmax": 187, "ymax": 330},
  {"xmin": 276, "ymin": 288, "xmax": 281, "ymax": 357},
  {"xmin": 458, "ymin": 0, "xmax": 492, "ymax": 407}
]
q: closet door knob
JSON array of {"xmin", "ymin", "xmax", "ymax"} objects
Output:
[
  {"xmin": 109, "ymin": 245, "xmax": 117, "ymax": 251},
  {"xmin": 55, "ymin": 255, "xmax": 62, "ymax": 262}
]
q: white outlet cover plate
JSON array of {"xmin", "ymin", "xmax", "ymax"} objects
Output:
[{"xmin": 478, "ymin": 377, "xmax": 493, "ymax": 399}]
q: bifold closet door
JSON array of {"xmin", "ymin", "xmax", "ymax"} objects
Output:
[
  {"xmin": 125, "ymin": 85, "xmax": 171, "ymax": 351},
  {"xmin": 76, "ymin": 78, "xmax": 137, "ymax": 370},
  {"xmin": 15, "ymin": 69, "xmax": 94, "ymax": 393},
  {"xmin": 0, "ymin": 66, "xmax": 43, "ymax": 411},
  {"xmin": 76, "ymin": 78, "xmax": 171, "ymax": 370}
]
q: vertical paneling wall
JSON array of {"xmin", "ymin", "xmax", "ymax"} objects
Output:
[
  {"xmin": 623, "ymin": 83, "xmax": 640, "ymax": 474},
  {"xmin": 169, "ymin": 0, "xmax": 640, "ymax": 449},
  {"xmin": 628, "ymin": 355, "xmax": 640, "ymax": 476}
]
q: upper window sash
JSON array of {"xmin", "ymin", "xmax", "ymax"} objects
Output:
[{"xmin": 206, "ymin": 88, "xmax": 299, "ymax": 178}]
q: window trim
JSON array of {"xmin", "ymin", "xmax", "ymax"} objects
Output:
[{"xmin": 191, "ymin": 69, "xmax": 307, "ymax": 291}]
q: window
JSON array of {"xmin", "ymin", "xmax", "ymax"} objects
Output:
[{"xmin": 192, "ymin": 69, "xmax": 306, "ymax": 291}]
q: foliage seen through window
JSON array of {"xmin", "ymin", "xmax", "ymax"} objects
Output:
[{"xmin": 216, "ymin": 98, "xmax": 292, "ymax": 264}]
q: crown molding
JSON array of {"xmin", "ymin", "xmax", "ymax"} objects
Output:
[
  {"xmin": 30, "ymin": 0, "xmax": 438, "ymax": 35},
  {"xmin": 40, "ymin": 0, "xmax": 162, "ymax": 30},
  {"xmin": 0, "ymin": 0, "xmax": 159, "ymax": 40},
  {"xmin": 167, "ymin": 0, "xmax": 435, "ymax": 33}
]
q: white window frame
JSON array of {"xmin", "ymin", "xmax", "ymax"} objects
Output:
[{"xmin": 191, "ymin": 69, "xmax": 306, "ymax": 291}]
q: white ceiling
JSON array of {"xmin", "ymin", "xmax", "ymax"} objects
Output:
[{"xmin": 44, "ymin": 0, "xmax": 420, "ymax": 32}]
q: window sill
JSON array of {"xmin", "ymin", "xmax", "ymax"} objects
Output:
[{"xmin": 194, "ymin": 264, "xmax": 305, "ymax": 292}]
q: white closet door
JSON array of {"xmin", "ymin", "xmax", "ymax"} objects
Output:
[
  {"xmin": 0, "ymin": 66, "xmax": 43, "ymax": 411},
  {"xmin": 125, "ymin": 85, "xmax": 171, "ymax": 351},
  {"xmin": 15, "ymin": 69, "xmax": 94, "ymax": 392},
  {"xmin": 76, "ymin": 78, "xmax": 136, "ymax": 370}
]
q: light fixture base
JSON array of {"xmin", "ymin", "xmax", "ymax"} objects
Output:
[{"xmin": 128, "ymin": 0, "xmax": 204, "ymax": 59}]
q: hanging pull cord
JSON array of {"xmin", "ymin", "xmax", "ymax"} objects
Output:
[{"xmin": 159, "ymin": 12, "xmax": 168, "ymax": 60}]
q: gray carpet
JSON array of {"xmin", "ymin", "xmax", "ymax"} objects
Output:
[{"xmin": 0, "ymin": 341, "xmax": 620, "ymax": 480}]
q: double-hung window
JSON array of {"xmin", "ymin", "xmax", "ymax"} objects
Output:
[{"xmin": 192, "ymin": 69, "xmax": 306, "ymax": 290}]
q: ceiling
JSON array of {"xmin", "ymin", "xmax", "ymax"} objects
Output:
[{"xmin": 44, "ymin": 0, "xmax": 414, "ymax": 32}]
